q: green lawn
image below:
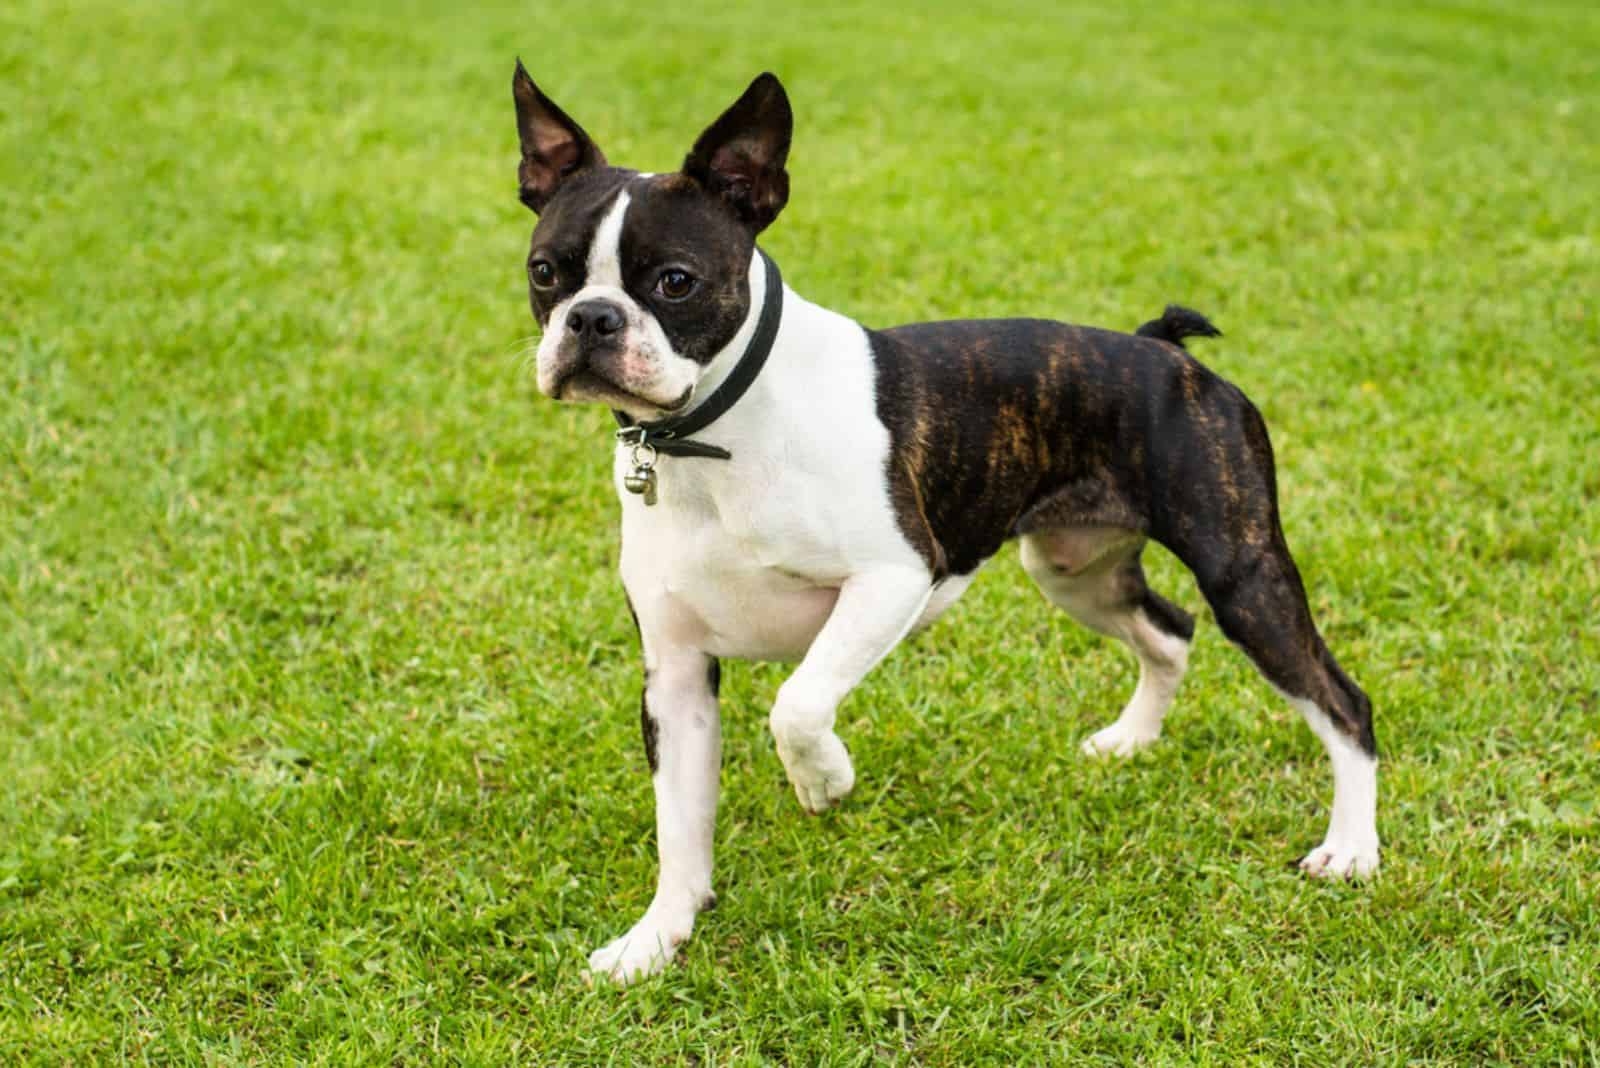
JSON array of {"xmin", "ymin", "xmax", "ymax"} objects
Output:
[{"xmin": 4, "ymin": 0, "xmax": 1598, "ymax": 1062}]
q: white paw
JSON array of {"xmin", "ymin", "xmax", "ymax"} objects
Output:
[
  {"xmin": 1081, "ymin": 721, "xmax": 1161, "ymax": 758},
  {"xmin": 1298, "ymin": 837, "xmax": 1380, "ymax": 880},
  {"xmin": 587, "ymin": 913, "xmax": 691, "ymax": 984},
  {"xmin": 778, "ymin": 730, "xmax": 855, "ymax": 813}
]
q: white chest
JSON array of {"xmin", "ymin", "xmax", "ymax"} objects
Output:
[
  {"xmin": 620, "ymin": 458, "xmax": 854, "ymax": 661},
  {"xmin": 614, "ymin": 287, "xmax": 930, "ymax": 663}
]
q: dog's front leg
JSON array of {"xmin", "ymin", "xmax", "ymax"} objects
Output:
[
  {"xmin": 772, "ymin": 566, "xmax": 934, "ymax": 812},
  {"xmin": 588, "ymin": 646, "xmax": 721, "ymax": 984}
]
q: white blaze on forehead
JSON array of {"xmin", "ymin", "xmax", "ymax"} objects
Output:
[{"xmin": 586, "ymin": 191, "xmax": 631, "ymax": 289}]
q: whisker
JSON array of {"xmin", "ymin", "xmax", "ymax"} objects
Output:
[
  {"xmin": 502, "ymin": 334, "xmax": 544, "ymax": 378},
  {"xmin": 501, "ymin": 333, "xmax": 540, "ymax": 360}
]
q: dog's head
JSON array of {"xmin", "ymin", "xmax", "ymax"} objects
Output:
[{"xmin": 512, "ymin": 63, "xmax": 792, "ymax": 419}]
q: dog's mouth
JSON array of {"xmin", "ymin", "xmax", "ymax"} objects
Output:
[{"xmin": 553, "ymin": 368, "xmax": 693, "ymax": 416}]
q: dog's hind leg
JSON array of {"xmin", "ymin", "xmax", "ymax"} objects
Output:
[
  {"xmin": 1186, "ymin": 536, "xmax": 1380, "ymax": 879},
  {"xmin": 1156, "ymin": 395, "xmax": 1379, "ymax": 879},
  {"xmin": 1019, "ymin": 528, "xmax": 1195, "ymax": 757}
]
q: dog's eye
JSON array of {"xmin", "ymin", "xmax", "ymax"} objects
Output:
[
  {"xmin": 656, "ymin": 269, "xmax": 696, "ymax": 301},
  {"xmin": 528, "ymin": 259, "xmax": 556, "ymax": 289}
]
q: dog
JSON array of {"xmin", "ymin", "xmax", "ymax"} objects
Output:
[{"xmin": 511, "ymin": 64, "xmax": 1380, "ymax": 983}]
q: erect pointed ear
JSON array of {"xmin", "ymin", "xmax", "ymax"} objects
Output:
[
  {"xmin": 682, "ymin": 72, "xmax": 792, "ymax": 233},
  {"xmin": 512, "ymin": 60, "xmax": 606, "ymax": 213}
]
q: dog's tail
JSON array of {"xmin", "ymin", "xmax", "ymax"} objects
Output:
[{"xmin": 1136, "ymin": 304, "xmax": 1222, "ymax": 350}]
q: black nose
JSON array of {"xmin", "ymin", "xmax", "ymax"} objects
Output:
[{"xmin": 567, "ymin": 300, "xmax": 625, "ymax": 339}]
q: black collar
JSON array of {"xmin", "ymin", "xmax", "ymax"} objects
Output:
[{"xmin": 612, "ymin": 249, "xmax": 782, "ymax": 460}]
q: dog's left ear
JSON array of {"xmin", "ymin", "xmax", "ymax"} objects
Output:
[
  {"xmin": 513, "ymin": 60, "xmax": 607, "ymax": 213},
  {"xmin": 683, "ymin": 72, "xmax": 792, "ymax": 233}
]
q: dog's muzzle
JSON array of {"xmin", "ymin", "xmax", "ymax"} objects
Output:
[{"xmin": 548, "ymin": 298, "xmax": 633, "ymax": 400}]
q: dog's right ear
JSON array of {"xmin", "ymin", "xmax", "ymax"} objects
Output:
[{"xmin": 512, "ymin": 60, "xmax": 606, "ymax": 213}]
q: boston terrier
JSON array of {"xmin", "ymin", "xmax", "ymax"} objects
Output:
[{"xmin": 511, "ymin": 64, "xmax": 1380, "ymax": 983}]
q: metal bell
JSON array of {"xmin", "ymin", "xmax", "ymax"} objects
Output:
[{"xmin": 623, "ymin": 463, "xmax": 658, "ymax": 505}]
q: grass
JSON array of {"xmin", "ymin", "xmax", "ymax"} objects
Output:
[{"xmin": 3, "ymin": 0, "xmax": 1598, "ymax": 1061}]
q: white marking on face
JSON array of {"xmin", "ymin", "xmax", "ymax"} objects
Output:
[
  {"xmin": 585, "ymin": 192, "xmax": 629, "ymax": 289},
  {"xmin": 533, "ymin": 189, "xmax": 703, "ymax": 414}
]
